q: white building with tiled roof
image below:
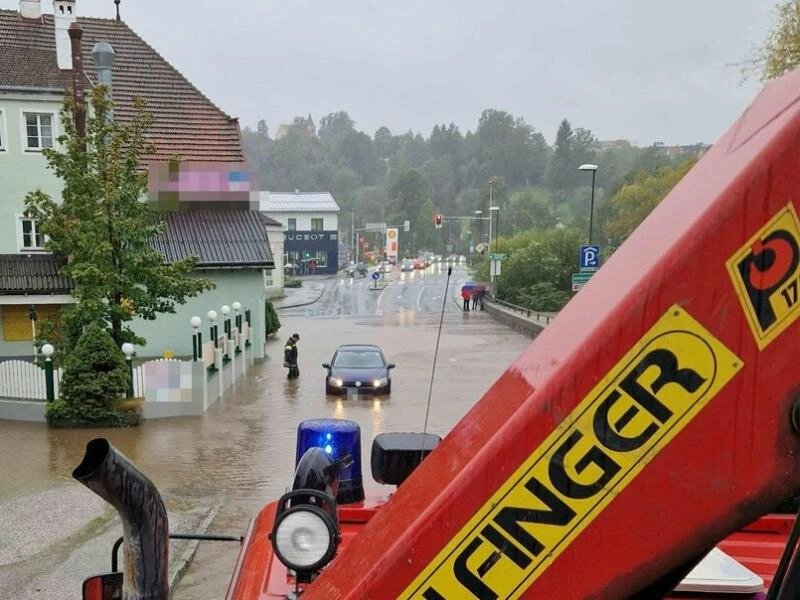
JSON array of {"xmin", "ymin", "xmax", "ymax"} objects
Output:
[
  {"xmin": 0, "ymin": 0, "xmax": 275, "ymax": 359},
  {"xmin": 259, "ymin": 191, "xmax": 340, "ymax": 275}
]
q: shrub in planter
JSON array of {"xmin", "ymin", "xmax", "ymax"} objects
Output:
[
  {"xmin": 46, "ymin": 323, "xmax": 129, "ymax": 426},
  {"xmin": 284, "ymin": 278, "xmax": 302, "ymax": 288}
]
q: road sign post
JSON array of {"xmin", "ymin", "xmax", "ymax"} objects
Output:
[{"xmin": 372, "ymin": 270, "xmax": 380, "ymax": 289}]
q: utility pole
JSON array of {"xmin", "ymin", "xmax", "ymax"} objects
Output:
[
  {"xmin": 488, "ymin": 206, "xmax": 500, "ymax": 283},
  {"xmin": 589, "ymin": 169, "xmax": 596, "ymax": 245},
  {"xmin": 487, "ymin": 176, "xmax": 498, "ymax": 250},
  {"xmin": 487, "ymin": 207, "xmax": 493, "ymax": 254}
]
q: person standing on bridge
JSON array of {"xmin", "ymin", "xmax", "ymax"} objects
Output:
[
  {"xmin": 284, "ymin": 333, "xmax": 300, "ymax": 379},
  {"xmin": 461, "ymin": 287, "xmax": 471, "ymax": 311}
]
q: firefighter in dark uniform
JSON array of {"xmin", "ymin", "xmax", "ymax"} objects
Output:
[{"xmin": 284, "ymin": 333, "xmax": 300, "ymax": 379}]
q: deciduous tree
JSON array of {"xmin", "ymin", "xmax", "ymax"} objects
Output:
[
  {"xmin": 388, "ymin": 169, "xmax": 427, "ymax": 224},
  {"xmin": 604, "ymin": 157, "xmax": 698, "ymax": 245},
  {"xmin": 25, "ymin": 87, "xmax": 214, "ymax": 348},
  {"xmin": 745, "ymin": 0, "xmax": 800, "ymax": 80}
]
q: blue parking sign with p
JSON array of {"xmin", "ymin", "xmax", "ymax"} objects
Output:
[{"xmin": 580, "ymin": 245, "xmax": 600, "ymax": 270}]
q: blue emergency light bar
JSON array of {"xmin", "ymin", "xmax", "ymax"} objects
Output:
[{"xmin": 296, "ymin": 418, "xmax": 364, "ymax": 504}]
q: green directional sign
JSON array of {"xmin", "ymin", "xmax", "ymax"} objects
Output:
[
  {"xmin": 572, "ymin": 271, "xmax": 594, "ymax": 285},
  {"xmin": 571, "ymin": 271, "xmax": 594, "ymax": 292},
  {"xmin": 489, "ymin": 253, "xmax": 506, "ymax": 260}
]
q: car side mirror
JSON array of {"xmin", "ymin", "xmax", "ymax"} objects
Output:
[
  {"xmin": 83, "ymin": 572, "xmax": 123, "ymax": 600},
  {"xmin": 322, "ymin": 363, "xmax": 331, "ymax": 369},
  {"xmin": 387, "ymin": 363, "xmax": 396, "ymax": 370}
]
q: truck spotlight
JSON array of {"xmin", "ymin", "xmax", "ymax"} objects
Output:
[{"xmin": 270, "ymin": 489, "xmax": 341, "ymax": 581}]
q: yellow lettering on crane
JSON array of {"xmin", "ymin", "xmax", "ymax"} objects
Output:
[{"xmin": 400, "ymin": 305, "xmax": 742, "ymax": 600}]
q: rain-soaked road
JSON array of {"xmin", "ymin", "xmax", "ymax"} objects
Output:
[{"xmin": 0, "ymin": 262, "xmax": 533, "ymax": 599}]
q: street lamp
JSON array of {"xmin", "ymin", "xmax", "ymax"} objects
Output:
[
  {"xmin": 232, "ymin": 301, "xmax": 242, "ymax": 329},
  {"xmin": 207, "ymin": 310, "xmax": 218, "ymax": 348},
  {"xmin": 42, "ymin": 343, "xmax": 55, "ymax": 402},
  {"xmin": 232, "ymin": 301, "xmax": 242, "ymax": 353},
  {"xmin": 221, "ymin": 305, "xmax": 231, "ymax": 340},
  {"xmin": 121, "ymin": 343, "xmax": 134, "ymax": 398},
  {"xmin": 190, "ymin": 316, "xmax": 202, "ymax": 362},
  {"xmin": 579, "ymin": 163, "xmax": 599, "ymax": 245}
]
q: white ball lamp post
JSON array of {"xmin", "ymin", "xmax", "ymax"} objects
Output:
[{"xmin": 121, "ymin": 342, "xmax": 135, "ymax": 398}]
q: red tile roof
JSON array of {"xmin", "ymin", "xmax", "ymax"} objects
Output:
[{"xmin": 0, "ymin": 9, "xmax": 244, "ymax": 163}]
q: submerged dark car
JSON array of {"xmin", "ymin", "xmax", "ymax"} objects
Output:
[{"xmin": 323, "ymin": 344, "xmax": 395, "ymax": 395}]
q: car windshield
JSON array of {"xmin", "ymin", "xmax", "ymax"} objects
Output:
[{"xmin": 333, "ymin": 350, "xmax": 384, "ymax": 368}]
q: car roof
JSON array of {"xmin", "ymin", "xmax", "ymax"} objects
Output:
[{"xmin": 335, "ymin": 344, "xmax": 383, "ymax": 353}]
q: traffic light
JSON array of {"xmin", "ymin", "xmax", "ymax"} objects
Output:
[{"xmin": 434, "ymin": 214, "xmax": 443, "ymax": 229}]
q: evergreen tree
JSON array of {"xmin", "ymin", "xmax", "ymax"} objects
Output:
[
  {"xmin": 47, "ymin": 323, "xmax": 129, "ymax": 424},
  {"xmin": 545, "ymin": 119, "xmax": 575, "ymax": 191}
]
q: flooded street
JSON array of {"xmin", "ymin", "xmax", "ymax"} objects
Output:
[{"xmin": 0, "ymin": 264, "xmax": 533, "ymax": 599}]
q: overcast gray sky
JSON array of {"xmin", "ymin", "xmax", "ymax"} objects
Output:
[{"xmin": 1, "ymin": 0, "xmax": 778, "ymax": 146}]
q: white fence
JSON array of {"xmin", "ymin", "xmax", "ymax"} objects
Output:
[
  {"xmin": 131, "ymin": 362, "xmax": 146, "ymax": 398},
  {"xmin": 0, "ymin": 360, "xmax": 62, "ymax": 400},
  {"xmin": 0, "ymin": 321, "xmax": 253, "ymax": 420},
  {"xmin": 0, "ymin": 358, "xmax": 142, "ymax": 402}
]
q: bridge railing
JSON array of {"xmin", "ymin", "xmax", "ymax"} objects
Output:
[{"xmin": 488, "ymin": 297, "xmax": 554, "ymax": 324}]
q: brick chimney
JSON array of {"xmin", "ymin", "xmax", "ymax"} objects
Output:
[
  {"xmin": 19, "ymin": 0, "xmax": 42, "ymax": 19},
  {"xmin": 53, "ymin": 0, "xmax": 76, "ymax": 70}
]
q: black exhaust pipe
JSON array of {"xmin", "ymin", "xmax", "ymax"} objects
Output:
[{"xmin": 73, "ymin": 438, "xmax": 169, "ymax": 600}]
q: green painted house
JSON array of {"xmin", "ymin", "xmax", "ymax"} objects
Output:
[{"xmin": 0, "ymin": 1, "xmax": 275, "ymax": 359}]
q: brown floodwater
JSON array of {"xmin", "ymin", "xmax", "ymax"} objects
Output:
[{"xmin": 0, "ymin": 265, "xmax": 534, "ymax": 599}]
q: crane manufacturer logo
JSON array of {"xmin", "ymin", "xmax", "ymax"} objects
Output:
[
  {"xmin": 400, "ymin": 305, "xmax": 742, "ymax": 600},
  {"xmin": 726, "ymin": 203, "xmax": 800, "ymax": 349}
]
